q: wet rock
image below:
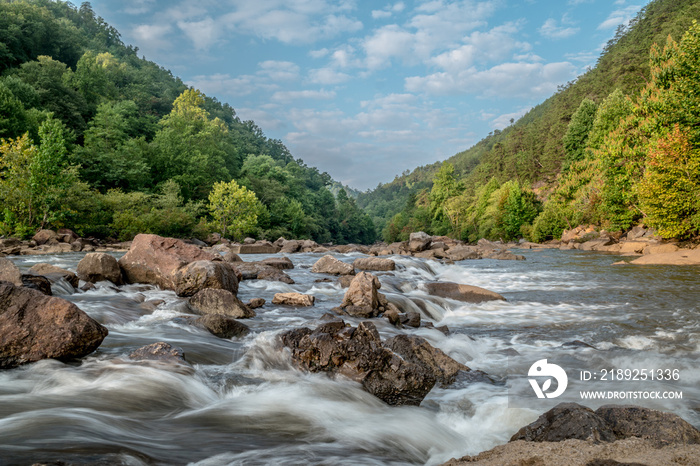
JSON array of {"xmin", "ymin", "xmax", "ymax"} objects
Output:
[
  {"xmin": 314, "ymin": 278, "xmax": 334, "ymax": 283},
  {"xmin": 596, "ymin": 405, "xmax": 700, "ymax": 447},
  {"xmin": 76, "ymin": 252, "xmax": 123, "ymax": 285},
  {"xmin": 188, "ymin": 288, "xmax": 255, "ymax": 318},
  {"xmin": 340, "ymin": 271, "xmax": 385, "ymax": 318},
  {"xmin": 311, "ymin": 255, "xmax": 355, "ymax": 275},
  {"xmin": 353, "ymin": 257, "xmax": 396, "ymax": 271},
  {"xmin": 385, "ymin": 334, "xmax": 470, "ymax": 386},
  {"xmin": 483, "ymin": 250, "xmax": 526, "ymax": 260},
  {"xmin": 400, "ymin": 311, "xmax": 421, "ymax": 328},
  {"xmin": 280, "ymin": 320, "xmax": 436, "ymax": 406},
  {"xmin": 0, "ymin": 282, "xmax": 108, "ymax": 368},
  {"xmin": 28, "ymin": 263, "xmax": 79, "ymax": 288},
  {"xmin": 272, "ymin": 292, "xmax": 315, "ymax": 307},
  {"xmin": 337, "ymin": 275, "xmax": 354, "ymax": 288},
  {"xmin": 260, "ymin": 256, "xmax": 294, "ymax": 270},
  {"xmin": 20, "ymin": 274, "xmax": 52, "ymax": 295},
  {"xmin": 383, "ymin": 307, "xmax": 401, "ymax": 326},
  {"xmin": 562, "ymin": 340, "xmax": 597, "ymax": 349},
  {"xmin": 32, "ymin": 229, "xmax": 58, "ymax": 245},
  {"xmin": 0, "ymin": 258, "xmax": 22, "ymax": 286},
  {"xmin": 129, "ymin": 342, "xmax": 186, "ymax": 363},
  {"xmin": 118, "ymin": 234, "xmax": 217, "ymax": 290},
  {"xmin": 247, "ymin": 298, "xmax": 265, "ymax": 309},
  {"xmin": 173, "ymin": 260, "xmax": 239, "ymax": 297},
  {"xmin": 445, "ymin": 246, "xmax": 480, "ymax": 261},
  {"xmin": 510, "ymin": 403, "xmax": 617, "ymax": 443},
  {"xmin": 408, "ymin": 231, "xmax": 432, "ymax": 252},
  {"xmin": 256, "ymin": 267, "xmax": 295, "ymax": 284},
  {"xmin": 280, "ymin": 239, "xmax": 302, "ymax": 253},
  {"xmin": 425, "ymin": 282, "xmax": 506, "ymax": 303},
  {"xmin": 197, "ymin": 314, "xmax": 250, "ymax": 339}
]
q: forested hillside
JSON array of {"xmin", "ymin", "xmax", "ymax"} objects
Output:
[
  {"xmin": 0, "ymin": 0, "xmax": 375, "ymax": 243},
  {"xmin": 359, "ymin": 0, "xmax": 700, "ymax": 243}
]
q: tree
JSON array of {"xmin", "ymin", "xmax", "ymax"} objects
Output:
[
  {"xmin": 208, "ymin": 180, "xmax": 262, "ymax": 240},
  {"xmin": 562, "ymin": 98, "xmax": 597, "ymax": 168},
  {"xmin": 0, "ymin": 134, "xmax": 35, "ymax": 236}
]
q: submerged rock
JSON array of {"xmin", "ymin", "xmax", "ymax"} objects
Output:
[
  {"xmin": 77, "ymin": 252, "xmax": 123, "ymax": 285},
  {"xmin": 197, "ymin": 315, "xmax": 250, "ymax": 339},
  {"xmin": 0, "ymin": 282, "xmax": 108, "ymax": 368},
  {"xmin": 129, "ymin": 342, "xmax": 186, "ymax": 364},
  {"xmin": 425, "ymin": 282, "xmax": 506, "ymax": 303}
]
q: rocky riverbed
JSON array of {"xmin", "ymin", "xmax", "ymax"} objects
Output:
[{"xmin": 0, "ymin": 231, "xmax": 699, "ymax": 465}]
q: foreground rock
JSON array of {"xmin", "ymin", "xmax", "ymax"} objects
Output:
[
  {"xmin": 188, "ymin": 288, "xmax": 255, "ymax": 318},
  {"xmin": 385, "ymin": 334, "xmax": 470, "ymax": 386},
  {"xmin": 28, "ymin": 263, "xmax": 79, "ymax": 288},
  {"xmin": 280, "ymin": 320, "xmax": 437, "ymax": 406},
  {"xmin": 272, "ymin": 292, "xmax": 315, "ymax": 307},
  {"xmin": 77, "ymin": 252, "xmax": 123, "ymax": 284},
  {"xmin": 118, "ymin": 234, "xmax": 217, "ymax": 290},
  {"xmin": 311, "ymin": 255, "xmax": 355, "ymax": 275},
  {"xmin": 425, "ymin": 282, "xmax": 506, "ymax": 303},
  {"xmin": 511, "ymin": 403, "xmax": 700, "ymax": 446},
  {"xmin": 0, "ymin": 282, "xmax": 108, "ymax": 368},
  {"xmin": 446, "ymin": 403, "xmax": 700, "ymax": 465}
]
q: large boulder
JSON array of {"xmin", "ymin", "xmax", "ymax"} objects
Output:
[
  {"xmin": 260, "ymin": 256, "xmax": 294, "ymax": 270},
  {"xmin": 0, "ymin": 258, "xmax": 22, "ymax": 286},
  {"xmin": 385, "ymin": 334, "xmax": 470, "ymax": 386},
  {"xmin": 173, "ymin": 260, "xmax": 239, "ymax": 297},
  {"xmin": 188, "ymin": 288, "xmax": 255, "ymax": 318},
  {"xmin": 340, "ymin": 271, "xmax": 387, "ymax": 318},
  {"xmin": 510, "ymin": 403, "xmax": 700, "ymax": 447},
  {"xmin": 118, "ymin": 234, "xmax": 217, "ymax": 290},
  {"xmin": 0, "ymin": 282, "xmax": 108, "ymax": 368},
  {"xmin": 28, "ymin": 263, "xmax": 79, "ymax": 288},
  {"xmin": 272, "ymin": 292, "xmax": 315, "ymax": 307},
  {"xmin": 77, "ymin": 252, "xmax": 123, "ymax": 285},
  {"xmin": 280, "ymin": 320, "xmax": 436, "ymax": 406},
  {"xmin": 408, "ymin": 231, "xmax": 432, "ymax": 252},
  {"xmin": 425, "ymin": 282, "xmax": 506, "ymax": 303},
  {"xmin": 353, "ymin": 257, "xmax": 396, "ymax": 271},
  {"xmin": 311, "ymin": 255, "xmax": 355, "ymax": 275}
]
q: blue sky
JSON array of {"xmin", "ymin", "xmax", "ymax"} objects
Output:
[{"xmin": 88, "ymin": 0, "xmax": 650, "ymax": 190}]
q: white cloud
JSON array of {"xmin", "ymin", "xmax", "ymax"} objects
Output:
[
  {"xmin": 258, "ymin": 61, "xmax": 300, "ymax": 81},
  {"xmin": 122, "ymin": 0, "xmax": 156, "ymax": 15},
  {"xmin": 363, "ymin": 25, "xmax": 416, "ymax": 69},
  {"xmin": 539, "ymin": 18, "xmax": 579, "ymax": 39},
  {"xmin": 598, "ymin": 5, "xmax": 641, "ymax": 30},
  {"xmin": 372, "ymin": 10, "xmax": 393, "ymax": 19},
  {"xmin": 271, "ymin": 89, "xmax": 336, "ymax": 102},
  {"xmin": 405, "ymin": 61, "xmax": 578, "ymax": 98},
  {"xmin": 310, "ymin": 48, "xmax": 330, "ymax": 59},
  {"xmin": 131, "ymin": 23, "xmax": 173, "ymax": 51},
  {"xmin": 177, "ymin": 17, "xmax": 221, "ymax": 50},
  {"xmin": 487, "ymin": 107, "xmax": 532, "ymax": 129},
  {"xmin": 308, "ymin": 68, "xmax": 351, "ymax": 84}
]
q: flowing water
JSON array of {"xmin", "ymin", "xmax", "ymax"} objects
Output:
[{"xmin": 1, "ymin": 249, "xmax": 699, "ymax": 465}]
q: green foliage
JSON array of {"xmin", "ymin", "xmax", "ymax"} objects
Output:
[
  {"xmin": 563, "ymin": 98, "xmax": 597, "ymax": 168},
  {"xmin": 208, "ymin": 179, "xmax": 262, "ymax": 240}
]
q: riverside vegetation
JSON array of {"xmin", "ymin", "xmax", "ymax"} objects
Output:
[
  {"xmin": 359, "ymin": 0, "xmax": 700, "ymax": 247},
  {"xmin": 0, "ymin": 0, "xmax": 375, "ymax": 245}
]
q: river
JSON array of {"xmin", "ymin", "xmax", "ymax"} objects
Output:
[{"xmin": 1, "ymin": 249, "xmax": 698, "ymax": 465}]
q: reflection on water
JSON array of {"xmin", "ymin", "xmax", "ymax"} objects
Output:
[{"xmin": 1, "ymin": 249, "xmax": 698, "ymax": 465}]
